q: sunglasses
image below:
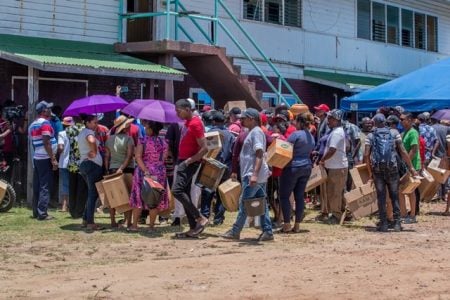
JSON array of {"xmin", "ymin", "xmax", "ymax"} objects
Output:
[{"xmin": 400, "ymin": 117, "xmax": 407, "ymax": 121}]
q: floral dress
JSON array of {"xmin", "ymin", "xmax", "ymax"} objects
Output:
[{"xmin": 129, "ymin": 135, "xmax": 168, "ymax": 210}]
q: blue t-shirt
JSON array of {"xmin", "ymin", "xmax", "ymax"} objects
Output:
[{"xmin": 287, "ymin": 129, "xmax": 316, "ymax": 167}]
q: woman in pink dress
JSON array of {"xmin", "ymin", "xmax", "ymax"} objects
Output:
[{"xmin": 129, "ymin": 120, "xmax": 168, "ymax": 232}]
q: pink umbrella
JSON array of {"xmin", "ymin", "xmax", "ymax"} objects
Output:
[
  {"xmin": 121, "ymin": 99, "xmax": 181, "ymax": 123},
  {"xmin": 63, "ymin": 95, "xmax": 128, "ymax": 116}
]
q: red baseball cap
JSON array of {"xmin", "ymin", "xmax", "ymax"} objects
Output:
[
  {"xmin": 202, "ymin": 105, "xmax": 212, "ymax": 112},
  {"xmin": 259, "ymin": 112, "xmax": 268, "ymax": 125},
  {"xmin": 313, "ymin": 104, "xmax": 330, "ymax": 113}
]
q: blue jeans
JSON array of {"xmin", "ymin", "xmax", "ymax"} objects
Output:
[
  {"xmin": 373, "ymin": 170, "xmax": 400, "ymax": 223},
  {"xmin": 32, "ymin": 159, "xmax": 53, "ymax": 219},
  {"xmin": 231, "ymin": 177, "xmax": 272, "ymax": 235},
  {"xmin": 279, "ymin": 165, "xmax": 312, "ymax": 223},
  {"xmin": 79, "ymin": 160, "xmax": 103, "ymax": 224},
  {"xmin": 200, "ymin": 189, "xmax": 225, "ymax": 223}
]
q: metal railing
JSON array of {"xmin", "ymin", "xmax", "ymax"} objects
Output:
[{"xmin": 118, "ymin": 0, "xmax": 302, "ymax": 106}]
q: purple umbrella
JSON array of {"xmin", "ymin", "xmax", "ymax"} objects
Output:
[
  {"xmin": 431, "ymin": 109, "xmax": 450, "ymax": 121},
  {"xmin": 63, "ymin": 95, "xmax": 128, "ymax": 116},
  {"xmin": 121, "ymin": 99, "xmax": 181, "ymax": 123}
]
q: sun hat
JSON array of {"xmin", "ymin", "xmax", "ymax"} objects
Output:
[{"xmin": 113, "ymin": 115, "xmax": 134, "ymax": 134}]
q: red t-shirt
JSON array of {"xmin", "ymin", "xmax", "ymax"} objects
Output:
[
  {"xmin": 178, "ymin": 116, "xmax": 205, "ymax": 160},
  {"xmin": 128, "ymin": 123, "xmax": 139, "ymax": 146},
  {"xmin": 285, "ymin": 124, "xmax": 296, "ymax": 139}
]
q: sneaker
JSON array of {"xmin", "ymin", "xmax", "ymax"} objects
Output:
[
  {"xmin": 221, "ymin": 230, "xmax": 240, "ymax": 240},
  {"xmin": 328, "ymin": 215, "xmax": 339, "ymax": 225},
  {"xmin": 213, "ymin": 219, "xmax": 224, "ymax": 226},
  {"xmin": 376, "ymin": 223, "xmax": 389, "ymax": 232},
  {"xmin": 315, "ymin": 213, "xmax": 328, "ymax": 222},
  {"xmin": 257, "ymin": 231, "xmax": 274, "ymax": 242},
  {"xmin": 38, "ymin": 215, "xmax": 55, "ymax": 221},
  {"xmin": 403, "ymin": 216, "xmax": 418, "ymax": 224},
  {"xmin": 393, "ymin": 221, "xmax": 402, "ymax": 232},
  {"xmin": 171, "ymin": 217, "xmax": 181, "ymax": 227}
]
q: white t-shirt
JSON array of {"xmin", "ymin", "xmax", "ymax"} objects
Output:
[
  {"xmin": 324, "ymin": 126, "xmax": 348, "ymax": 169},
  {"xmin": 58, "ymin": 130, "xmax": 70, "ymax": 169},
  {"xmin": 77, "ymin": 128, "xmax": 103, "ymax": 167},
  {"xmin": 239, "ymin": 126, "xmax": 270, "ymax": 183}
]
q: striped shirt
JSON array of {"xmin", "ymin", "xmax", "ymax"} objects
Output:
[{"xmin": 29, "ymin": 117, "xmax": 57, "ymax": 160}]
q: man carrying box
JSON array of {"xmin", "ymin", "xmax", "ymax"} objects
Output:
[{"xmin": 364, "ymin": 114, "xmax": 417, "ymax": 232}]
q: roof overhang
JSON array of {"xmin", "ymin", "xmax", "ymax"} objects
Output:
[
  {"xmin": 0, "ymin": 34, "xmax": 185, "ymax": 81},
  {"xmin": 304, "ymin": 70, "xmax": 391, "ymax": 92}
]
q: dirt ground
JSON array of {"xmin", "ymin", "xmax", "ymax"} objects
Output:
[{"xmin": 1, "ymin": 201, "xmax": 450, "ymax": 300}]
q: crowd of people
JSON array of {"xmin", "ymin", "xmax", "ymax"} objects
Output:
[{"xmin": 26, "ymin": 97, "xmax": 450, "ymax": 239}]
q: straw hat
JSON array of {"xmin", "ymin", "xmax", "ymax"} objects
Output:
[
  {"xmin": 290, "ymin": 104, "xmax": 309, "ymax": 117},
  {"xmin": 113, "ymin": 115, "xmax": 134, "ymax": 134}
]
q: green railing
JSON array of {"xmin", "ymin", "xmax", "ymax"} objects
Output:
[{"xmin": 118, "ymin": 0, "xmax": 302, "ymax": 107}]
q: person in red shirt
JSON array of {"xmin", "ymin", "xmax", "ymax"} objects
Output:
[{"xmin": 172, "ymin": 99, "xmax": 209, "ymax": 238}]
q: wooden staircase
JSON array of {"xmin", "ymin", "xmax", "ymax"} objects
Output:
[{"xmin": 115, "ymin": 40, "xmax": 262, "ymax": 109}]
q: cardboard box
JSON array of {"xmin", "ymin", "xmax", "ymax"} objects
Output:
[
  {"xmin": 204, "ymin": 131, "xmax": 223, "ymax": 159},
  {"xmin": 96, "ymin": 181, "xmax": 109, "ymax": 207},
  {"xmin": 0, "ymin": 180, "xmax": 8, "ymax": 200},
  {"xmin": 418, "ymin": 169, "xmax": 436, "ymax": 201},
  {"xmin": 101, "ymin": 173, "xmax": 132, "ymax": 212},
  {"xmin": 195, "ymin": 158, "xmax": 227, "ymax": 191},
  {"xmin": 427, "ymin": 158, "xmax": 450, "ymax": 184},
  {"xmin": 224, "ymin": 101, "xmax": 246, "ymax": 113},
  {"xmin": 344, "ymin": 183, "xmax": 378, "ymax": 219},
  {"xmin": 305, "ymin": 165, "xmax": 327, "ymax": 192},
  {"xmin": 399, "ymin": 173, "xmax": 421, "ymax": 194},
  {"xmin": 218, "ymin": 179, "xmax": 241, "ymax": 212},
  {"xmin": 266, "ymin": 139, "xmax": 293, "ymax": 169},
  {"xmin": 350, "ymin": 164, "xmax": 371, "ymax": 187},
  {"xmin": 420, "ymin": 181, "xmax": 441, "ymax": 202}
]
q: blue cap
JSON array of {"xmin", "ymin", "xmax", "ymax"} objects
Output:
[{"xmin": 36, "ymin": 101, "xmax": 53, "ymax": 113}]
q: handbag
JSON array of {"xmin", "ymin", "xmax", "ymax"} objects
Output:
[{"xmin": 141, "ymin": 176, "xmax": 165, "ymax": 209}]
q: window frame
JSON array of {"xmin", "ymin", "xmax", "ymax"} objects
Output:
[
  {"xmin": 243, "ymin": 0, "xmax": 302, "ymax": 28},
  {"xmin": 356, "ymin": 0, "xmax": 439, "ymax": 52}
]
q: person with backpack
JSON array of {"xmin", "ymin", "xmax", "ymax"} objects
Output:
[
  {"xmin": 364, "ymin": 114, "xmax": 417, "ymax": 232},
  {"xmin": 200, "ymin": 111, "xmax": 235, "ymax": 225}
]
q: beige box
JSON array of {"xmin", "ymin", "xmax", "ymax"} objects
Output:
[
  {"xmin": 218, "ymin": 179, "xmax": 242, "ymax": 212},
  {"xmin": 0, "ymin": 180, "xmax": 8, "ymax": 200},
  {"xmin": 399, "ymin": 173, "xmax": 421, "ymax": 194},
  {"xmin": 350, "ymin": 164, "xmax": 371, "ymax": 187},
  {"xmin": 305, "ymin": 165, "xmax": 327, "ymax": 192},
  {"xmin": 101, "ymin": 173, "xmax": 132, "ymax": 213},
  {"xmin": 344, "ymin": 183, "xmax": 378, "ymax": 219},
  {"xmin": 196, "ymin": 158, "xmax": 227, "ymax": 191},
  {"xmin": 420, "ymin": 181, "xmax": 441, "ymax": 202},
  {"xmin": 204, "ymin": 131, "xmax": 223, "ymax": 159},
  {"xmin": 96, "ymin": 181, "xmax": 109, "ymax": 207},
  {"xmin": 266, "ymin": 139, "xmax": 293, "ymax": 169},
  {"xmin": 418, "ymin": 169, "xmax": 436, "ymax": 201},
  {"xmin": 427, "ymin": 158, "xmax": 450, "ymax": 184},
  {"xmin": 224, "ymin": 101, "xmax": 246, "ymax": 113}
]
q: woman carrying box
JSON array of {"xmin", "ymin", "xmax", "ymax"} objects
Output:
[
  {"xmin": 279, "ymin": 112, "xmax": 316, "ymax": 233},
  {"xmin": 104, "ymin": 115, "xmax": 135, "ymax": 229}
]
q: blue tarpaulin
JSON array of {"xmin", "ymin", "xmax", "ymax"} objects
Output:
[{"xmin": 341, "ymin": 58, "xmax": 450, "ymax": 112}]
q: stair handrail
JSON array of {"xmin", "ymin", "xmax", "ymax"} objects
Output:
[{"xmin": 118, "ymin": 0, "xmax": 302, "ymax": 106}]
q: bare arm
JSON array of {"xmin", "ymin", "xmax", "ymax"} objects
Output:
[
  {"xmin": 86, "ymin": 134, "xmax": 98, "ymax": 159},
  {"xmin": 118, "ymin": 142, "xmax": 134, "ymax": 172},
  {"xmin": 250, "ymin": 149, "xmax": 264, "ymax": 186},
  {"xmin": 320, "ymin": 147, "xmax": 337, "ymax": 165},
  {"xmin": 104, "ymin": 146, "xmax": 111, "ymax": 171},
  {"xmin": 135, "ymin": 144, "xmax": 149, "ymax": 175},
  {"xmin": 185, "ymin": 137, "xmax": 208, "ymax": 165},
  {"xmin": 363, "ymin": 144, "xmax": 373, "ymax": 179},
  {"xmin": 431, "ymin": 139, "xmax": 439, "ymax": 158}
]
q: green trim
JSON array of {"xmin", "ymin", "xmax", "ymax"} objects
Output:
[
  {"xmin": 0, "ymin": 34, "xmax": 185, "ymax": 77},
  {"xmin": 304, "ymin": 70, "xmax": 389, "ymax": 87}
]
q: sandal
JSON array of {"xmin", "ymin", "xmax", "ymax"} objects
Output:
[
  {"xmin": 86, "ymin": 224, "xmax": 105, "ymax": 231},
  {"xmin": 174, "ymin": 231, "xmax": 199, "ymax": 239}
]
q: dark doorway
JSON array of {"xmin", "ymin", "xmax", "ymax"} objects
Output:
[{"xmin": 126, "ymin": 0, "xmax": 154, "ymax": 42}]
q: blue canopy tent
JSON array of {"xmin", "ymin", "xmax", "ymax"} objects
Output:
[{"xmin": 341, "ymin": 58, "xmax": 450, "ymax": 112}]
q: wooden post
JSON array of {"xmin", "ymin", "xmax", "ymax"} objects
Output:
[
  {"xmin": 157, "ymin": 54, "xmax": 174, "ymax": 102},
  {"xmin": 26, "ymin": 67, "xmax": 39, "ymax": 205}
]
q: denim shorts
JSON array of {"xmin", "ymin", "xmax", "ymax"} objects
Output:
[{"xmin": 59, "ymin": 168, "xmax": 70, "ymax": 199}]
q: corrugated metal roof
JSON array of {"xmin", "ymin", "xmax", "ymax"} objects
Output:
[
  {"xmin": 0, "ymin": 34, "xmax": 185, "ymax": 78},
  {"xmin": 304, "ymin": 70, "xmax": 389, "ymax": 87}
]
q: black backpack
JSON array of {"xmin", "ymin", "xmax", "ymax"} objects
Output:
[{"xmin": 371, "ymin": 128, "xmax": 397, "ymax": 171}]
